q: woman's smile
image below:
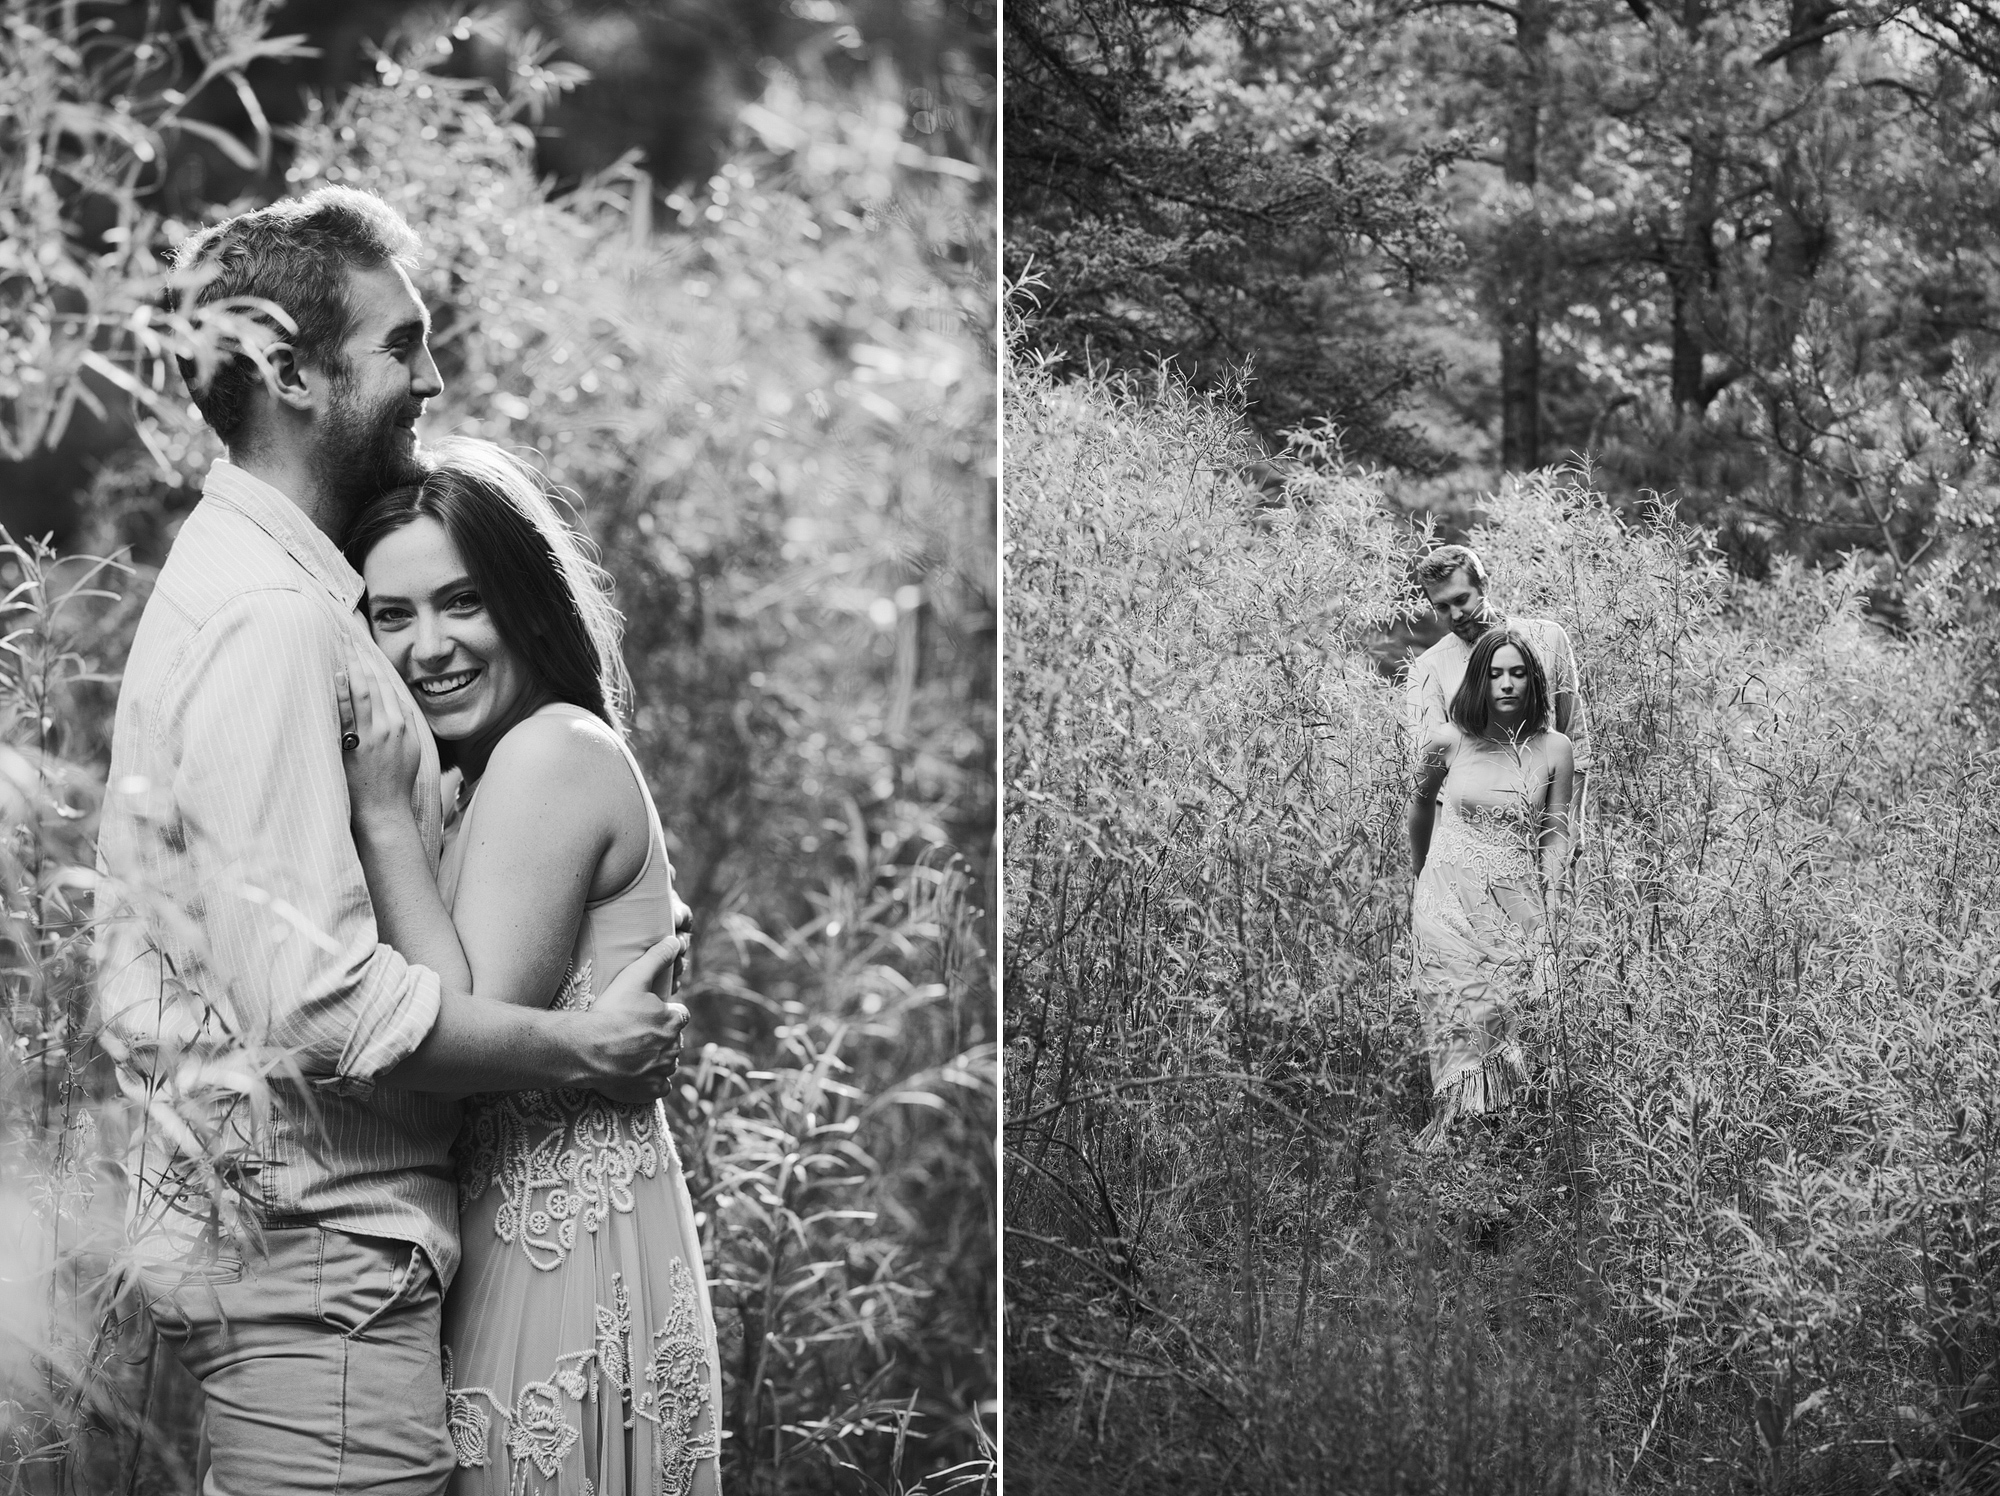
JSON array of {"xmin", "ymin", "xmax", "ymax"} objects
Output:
[
  {"xmin": 412, "ymin": 666, "xmax": 482, "ymax": 702},
  {"xmin": 361, "ymin": 515, "xmax": 543, "ymax": 748}
]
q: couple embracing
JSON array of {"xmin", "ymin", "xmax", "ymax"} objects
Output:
[
  {"xmin": 99, "ymin": 187, "xmax": 722, "ymax": 1495},
  {"xmin": 1403, "ymin": 544, "xmax": 1593, "ymax": 1153}
]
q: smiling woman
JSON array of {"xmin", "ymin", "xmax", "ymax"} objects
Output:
[
  {"xmin": 345, "ymin": 438, "xmax": 629, "ymax": 779},
  {"xmin": 337, "ymin": 435, "xmax": 723, "ymax": 1496}
]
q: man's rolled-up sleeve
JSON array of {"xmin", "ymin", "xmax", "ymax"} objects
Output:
[{"xmin": 166, "ymin": 589, "xmax": 439, "ymax": 1092}]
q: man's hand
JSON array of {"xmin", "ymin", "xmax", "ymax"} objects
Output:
[
  {"xmin": 668, "ymin": 890, "xmax": 694, "ymax": 994},
  {"xmin": 577, "ymin": 933, "xmax": 691, "ymax": 1103}
]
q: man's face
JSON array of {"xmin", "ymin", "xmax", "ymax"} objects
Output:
[
  {"xmin": 312, "ymin": 262, "xmax": 442, "ymax": 520},
  {"xmin": 1422, "ymin": 567, "xmax": 1495, "ymax": 645}
]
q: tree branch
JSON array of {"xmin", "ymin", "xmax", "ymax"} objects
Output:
[{"xmin": 1755, "ymin": 13, "xmax": 1854, "ymax": 67}]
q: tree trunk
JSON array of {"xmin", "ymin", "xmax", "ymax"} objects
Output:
[
  {"xmin": 1669, "ymin": 137, "xmax": 1719, "ymax": 420},
  {"xmin": 1763, "ymin": 0, "xmax": 1839, "ymax": 362},
  {"xmin": 1498, "ymin": 0, "xmax": 1551, "ymax": 470}
]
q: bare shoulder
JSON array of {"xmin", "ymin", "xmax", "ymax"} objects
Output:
[
  {"xmin": 484, "ymin": 710, "xmax": 638, "ymax": 816},
  {"xmin": 1534, "ymin": 729, "xmax": 1574, "ymax": 771},
  {"xmin": 1419, "ymin": 723, "xmax": 1461, "ymax": 768}
]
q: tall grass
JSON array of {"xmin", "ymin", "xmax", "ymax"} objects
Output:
[{"xmin": 1003, "ymin": 345, "xmax": 2000, "ymax": 1492}]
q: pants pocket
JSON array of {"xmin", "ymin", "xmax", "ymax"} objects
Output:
[{"xmin": 316, "ymin": 1230, "xmax": 436, "ymax": 1341}]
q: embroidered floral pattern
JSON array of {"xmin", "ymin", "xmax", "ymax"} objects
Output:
[
  {"xmin": 443, "ymin": 1267, "xmax": 716, "ymax": 1495},
  {"xmin": 454, "ymin": 961, "xmax": 679, "ymax": 1273},
  {"xmin": 595, "ymin": 1273, "xmax": 633, "ymax": 1406},
  {"xmin": 442, "ymin": 1347, "xmax": 492, "ymax": 1469},
  {"xmin": 644, "ymin": 1258, "xmax": 719, "ymax": 1496},
  {"xmin": 507, "ymin": 1380, "xmax": 581, "ymax": 1478},
  {"xmin": 1431, "ymin": 803, "xmax": 1536, "ymax": 884}
]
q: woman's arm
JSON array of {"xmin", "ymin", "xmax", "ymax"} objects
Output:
[
  {"xmin": 1538, "ymin": 733, "xmax": 1576, "ymax": 892},
  {"xmin": 338, "ymin": 644, "xmax": 643, "ymax": 1011},
  {"xmin": 1408, "ymin": 730, "xmax": 1453, "ymax": 879},
  {"xmin": 444, "ymin": 712, "xmax": 651, "ymax": 1011},
  {"xmin": 340, "ymin": 640, "xmax": 475, "ymax": 994},
  {"xmin": 339, "ymin": 646, "xmax": 691, "ymax": 1103}
]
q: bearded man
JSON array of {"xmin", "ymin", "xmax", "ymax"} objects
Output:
[
  {"xmin": 99, "ymin": 186, "xmax": 688, "ymax": 1495},
  {"xmin": 1405, "ymin": 543, "xmax": 1593, "ymax": 835}
]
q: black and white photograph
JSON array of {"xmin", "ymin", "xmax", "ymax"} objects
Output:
[
  {"xmin": 0, "ymin": 2, "xmax": 994, "ymax": 1493},
  {"xmin": 1004, "ymin": 0, "xmax": 2000, "ymax": 1488}
]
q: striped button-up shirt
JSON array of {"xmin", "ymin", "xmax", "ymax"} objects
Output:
[{"xmin": 99, "ymin": 459, "xmax": 463, "ymax": 1284}]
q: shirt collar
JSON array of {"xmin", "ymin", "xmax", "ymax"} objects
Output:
[{"xmin": 200, "ymin": 458, "xmax": 365, "ymax": 610}]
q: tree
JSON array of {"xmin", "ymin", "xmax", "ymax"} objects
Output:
[{"xmin": 1005, "ymin": 0, "xmax": 1467, "ymax": 463}]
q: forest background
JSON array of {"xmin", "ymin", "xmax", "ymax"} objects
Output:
[
  {"xmin": 2, "ymin": 1, "xmax": 995, "ymax": 1493},
  {"xmin": 1007, "ymin": 0, "xmax": 2000, "ymax": 1489},
  {"xmin": 1007, "ymin": 0, "xmax": 2000, "ymax": 600}
]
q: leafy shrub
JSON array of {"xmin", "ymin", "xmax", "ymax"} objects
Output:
[{"xmin": 1004, "ymin": 339, "xmax": 2000, "ymax": 1492}]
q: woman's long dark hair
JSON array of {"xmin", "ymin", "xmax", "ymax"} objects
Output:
[
  {"xmin": 343, "ymin": 437, "xmax": 630, "ymax": 734},
  {"xmin": 1449, "ymin": 627, "xmax": 1551, "ymax": 738}
]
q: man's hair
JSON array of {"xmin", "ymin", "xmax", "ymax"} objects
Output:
[
  {"xmin": 170, "ymin": 187, "xmax": 421, "ymax": 447},
  {"xmin": 344, "ymin": 438, "xmax": 631, "ymax": 755},
  {"xmin": 1449, "ymin": 626, "xmax": 1550, "ymax": 738},
  {"xmin": 1414, "ymin": 543, "xmax": 1489, "ymax": 591}
]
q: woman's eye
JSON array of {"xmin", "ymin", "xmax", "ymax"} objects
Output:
[{"xmin": 448, "ymin": 592, "xmax": 482, "ymax": 612}]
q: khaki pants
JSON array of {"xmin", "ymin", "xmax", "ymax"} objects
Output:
[{"xmin": 144, "ymin": 1226, "xmax": 454, "ymax": 1495}]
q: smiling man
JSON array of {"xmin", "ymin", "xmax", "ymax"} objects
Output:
[
  {"xmin": 98, "ymin": 186, "xmax": 691, "ymax": 1495},
  {"xmin": 1405, "ymin": 543, "xmax": 1593, "ymax": 833}
]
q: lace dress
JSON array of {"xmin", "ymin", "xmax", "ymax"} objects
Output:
[
  {"xmin": 1410, "ymin": 735, "xmax": 1553, "ymax": 1149},
  {"xmin": 440, "ymin": 703, "xmax": 723, "ymax": 1496}
]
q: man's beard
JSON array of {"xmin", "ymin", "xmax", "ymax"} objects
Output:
[
  {"xmin": 1453, "ymin": 610, "xmax": 1498, "ymax": 643},
  {"xmin": 319, "ymin": 375, "xmax": 427, "ymax": 528}
]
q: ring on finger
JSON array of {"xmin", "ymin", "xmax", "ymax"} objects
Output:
[{"xmin": 341, "ymin": 732, "xmax": 361, "ymax": 752}]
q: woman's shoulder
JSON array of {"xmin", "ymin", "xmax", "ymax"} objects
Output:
[
  {"xmin": 1419, "ymin": 723, "xmax": 1462, "ymax": 767},
  {"xmin": 486, "ymin": 706, "xmax": 639, "ymax": 808},
  {"xmin": 1530, "ymin": 727, "xmax": 1574, "ymax": 767}
]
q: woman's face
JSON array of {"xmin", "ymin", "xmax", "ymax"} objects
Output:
[
  {"xmin": 1486, "ymin": 643, "xmax": 1531, "ymax": 722},
  {"xmin": 361, "ymin": 516, "xmax": 536, "ymax": 743}
]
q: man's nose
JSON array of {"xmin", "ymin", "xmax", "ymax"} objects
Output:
[{"xmin": 412, "ymin": 343, "xmax": 443, "ymax": 401}]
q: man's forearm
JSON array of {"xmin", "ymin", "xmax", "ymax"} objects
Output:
[{"xmin": 376, "ymin": 989, "xmax": 589, "ymax": 1096}]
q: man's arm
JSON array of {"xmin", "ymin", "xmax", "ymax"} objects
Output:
[
  {"xmin": 1546, "ymin": 624, "xmax": 1592, "ymax": 774},
  {"xmin": 1409, "ymin": 728, "xmax": 1454, "ymax": 879},
  {"xmin": 1407, "ymin": 654, "xmax": 1451, "ymax": 749},
  {"xmin": 379, "ymin": 938, "xmax": 687, "ymax": 1099},
  {"xmin": 1545, "ymin": 623, "xmax": 1591, "ymax": 847}
]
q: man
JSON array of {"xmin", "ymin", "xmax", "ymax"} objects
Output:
[
  {"xmin": 98, "ymin": 186, "xmax": 688, "ymax": 1494},
  {"xmin": 1405, "ymin": 543, "xmax": 1592, "ymax": 829}
]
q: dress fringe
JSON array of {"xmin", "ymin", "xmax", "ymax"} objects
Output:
[{"xmin": 1414, "ymin": 1047, "xmax": 1531, "ymax": 1153}]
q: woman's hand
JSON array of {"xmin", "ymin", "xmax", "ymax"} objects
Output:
[{"xmin": 337, "ymin": 634, "xmax": 426, "ymax": 826}]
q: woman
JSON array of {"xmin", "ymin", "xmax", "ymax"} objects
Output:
[
  {"xmin": 1407, "ymin": 626, "xmax": 1575, "ymax": 1152},
  {"xmin": 336, "ymin": 437, "xmax": 723, "ymax": 1496}
]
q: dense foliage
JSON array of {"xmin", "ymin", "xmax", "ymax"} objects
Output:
[
  {"xmin": 0, "ymin": 5, "xmax": 995, "ymax": 1493},
  {"xmin": 1005, "ymin": 0, "xmax": 2000, "ymax": 601},
  {"xmin": 1004, "ymin": 0, "xmax": 1467, "ymax": 465},
  {"xmin": 1005, "ymin": 346, "xmax": 2000, "ymax": 1490}
]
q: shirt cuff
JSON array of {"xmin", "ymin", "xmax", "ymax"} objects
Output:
[{"xmin": 320, "ymin": 953, "xmax": 443, "ymax": 1098}]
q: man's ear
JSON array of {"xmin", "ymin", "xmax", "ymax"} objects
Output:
[{"xmin": 263, "ymin": 343, "xmax": 316, "ymax": 412}]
